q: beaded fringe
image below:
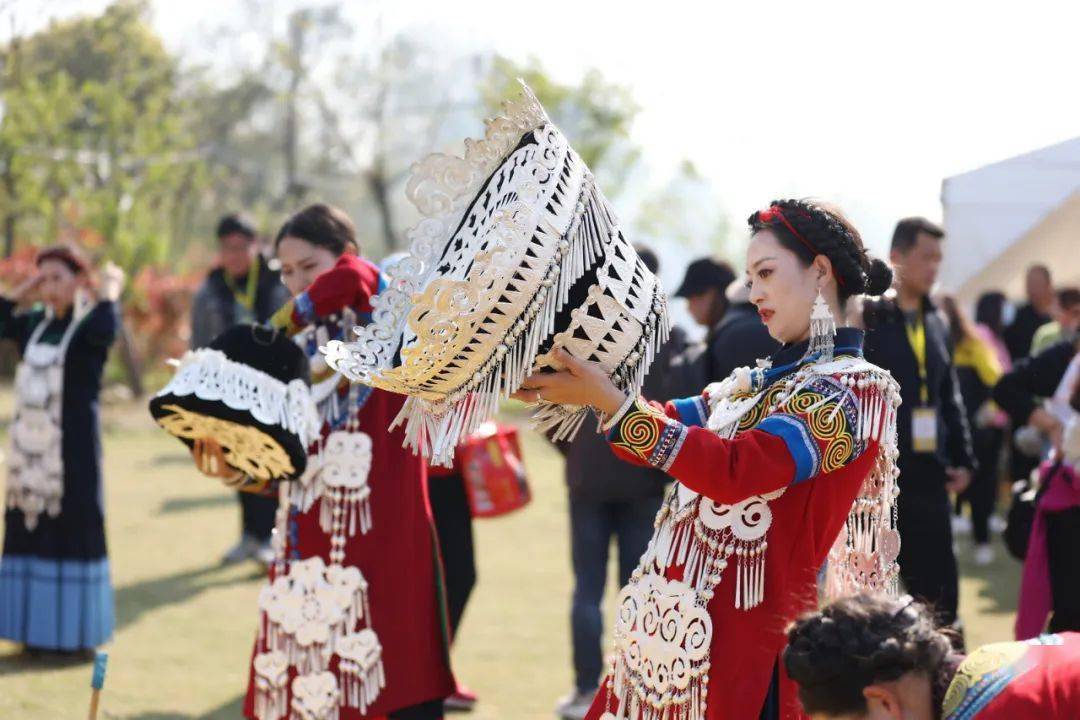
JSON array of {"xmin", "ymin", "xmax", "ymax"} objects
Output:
[{"xmin": 392, "ymin": 179, "xmax": 666, "ymax": 465}]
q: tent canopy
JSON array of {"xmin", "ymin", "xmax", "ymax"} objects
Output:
[{"xmin": 941, "ymin": 137, "xmax": 1080, "ymax": 304}]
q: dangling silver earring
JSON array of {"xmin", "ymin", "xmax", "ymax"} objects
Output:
[{"xmin": 808, "ymin": 287, "xmax": 836, "ymax": 361}]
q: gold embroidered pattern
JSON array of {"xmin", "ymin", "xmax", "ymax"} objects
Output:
[{"xmin": 154, "ymin": 405, "xmax": 295, "ymax": 481}]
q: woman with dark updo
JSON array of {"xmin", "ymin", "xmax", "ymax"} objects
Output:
[
  {"xmin": 784, "ymin": 593, "xmax": 1080, "ymax": 719},
  {"xmin": 517, "ymin": 200, "xmax": 900, "ymax": 719}
]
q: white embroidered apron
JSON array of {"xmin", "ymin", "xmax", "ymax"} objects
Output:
[
  {"xmin": 253, "ymin": 316, "xmax": 385, "ymax": 720},
  {"xmin": 6, "ymin": 309, "xmax": 82, "ymax": 532}
]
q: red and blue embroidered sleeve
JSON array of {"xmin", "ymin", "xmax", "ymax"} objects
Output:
[
  {"xmin": 270, "ymin": 254, "xmax": 384, "ymax": 337},
  {"xmin": 607, "ymin": 376, "xmax": 867, "ymax": 504}
]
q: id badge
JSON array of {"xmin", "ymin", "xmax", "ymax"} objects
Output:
[{"xmin": 912, "ymin": 406, "xmax": 938, "ymax": 453}]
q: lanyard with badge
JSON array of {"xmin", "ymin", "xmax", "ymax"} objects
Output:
[
  {"xmin": 905, "ymin": 312, "xmax": 937, "ymax": 453},
  {"xmin": 225, "ymin": 257, "xmax": 260, "ymax": 324}
]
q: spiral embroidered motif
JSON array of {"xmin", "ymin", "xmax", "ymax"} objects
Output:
[
  {"xmin": 612, "ymin": 401, "xmax": 668, "ymax": 462},
  {"xmin": 782, "ymin": 386, "xmax": 857, "ymax": 474}
]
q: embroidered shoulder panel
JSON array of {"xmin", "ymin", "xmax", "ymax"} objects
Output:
[
  {"xmin": 942, "ymin": 639, "xmax": 1032, "ymax": 719},
  {"xmin": 754, "ymin": 375, "xmax": 861, "ymax": 483}
]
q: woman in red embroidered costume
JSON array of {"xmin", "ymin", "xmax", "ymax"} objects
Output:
[
  {"xmin": 784, "ymin": 593, "xmax": 1080, "ymax": 719},
  {"xmin": 518, "ymin": 200, "xmax": 900, "ymax": 720},
  {"xmin": 197, "ymin": 204, "xmax": 454, "ymax": 720}
]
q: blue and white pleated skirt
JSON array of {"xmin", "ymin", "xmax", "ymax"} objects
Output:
[{"xmin": 0, "ymin": 555, "xmax": 114, "ymax": 650}]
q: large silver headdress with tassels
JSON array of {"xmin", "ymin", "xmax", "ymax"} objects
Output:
[{"xmin": 322, "ymin": 83, "xmax": 670, "ymax": 464}]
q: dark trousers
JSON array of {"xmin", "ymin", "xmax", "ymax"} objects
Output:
[
  {"xmin": 1047, "ymin": 507, "xmax": 1080, "ymax": 634},
  {"xmin": 570, "ymin": 494, "xmax": 663, "ymax": 693},
  {"xmin": 239, "ymin": 491, "xmax": 276, "ymax": 542},
  {"xmin": 956, "ymin": 426, "xmax": 1004, "ymax": 544},
  {"xmin": 897, "ymin": 460, "xmax": 960, "ymax": 629},
  {"xmin": 390, "ymin": 699, "xmax": 444, "ymax": 719},
  {"xmin": 428, "ymin": 473, "xmax": 477, "ymax": 637}
]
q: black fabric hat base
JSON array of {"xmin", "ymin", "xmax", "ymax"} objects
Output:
[{"xmin": 149, "ymin": 324, "xmax": 312, "ymax": 483}]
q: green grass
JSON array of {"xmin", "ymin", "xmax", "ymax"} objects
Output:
[{"xmin": 0, "ymin": 393, "xmax": 1019, "ymax": 719}]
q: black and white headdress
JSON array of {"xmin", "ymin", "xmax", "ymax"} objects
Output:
[
  {"xmin": 323, "ymin": 84, "xmax": 669, "ymax": 464},
  {"xmin": 150, "ymin": 324, "xmax": 319, "ymax": 483}
]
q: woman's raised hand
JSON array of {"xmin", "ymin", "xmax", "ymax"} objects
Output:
[
  {"xmin": 8, "ymin": 272, "xmax": 43, "ymax": 303},
  {"xmin": 512, "ymin": 347, "xmax": 627, "ymax": 416},
  {"xmin": 97, "ymin": 262, "xmax": 126, "ymax": 302}
]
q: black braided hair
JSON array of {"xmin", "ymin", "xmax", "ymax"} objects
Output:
[
  {"xmin": 747, "ymin": 199, "xmax": 893, "ymax": 303},
  {"xmin": 783, "ymin": 594, "xmax": 952, "ymax": 715}
]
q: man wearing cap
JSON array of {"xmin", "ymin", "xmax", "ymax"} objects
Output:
[{"xmin": 675, "ymin": 257, "xmax": 778, "ymax": 383}]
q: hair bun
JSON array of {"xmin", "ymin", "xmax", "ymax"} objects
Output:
[{"xmin": 865, "ymin": 257, "xmax": 893, "ymax": 296}]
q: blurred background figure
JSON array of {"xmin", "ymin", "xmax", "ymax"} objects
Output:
[
  {"xmin": 1004, "ymin": 264, "xmax": 1055, "ymax": 361},
  {"xmin": 708, "ymin": 277, "xmax": 780, "ymax": 380},
  {"xmin": 673, "ymin": 256, "xmax": 737, "ymax": 383},
  {"xmin": 974, "ymin": 291, "xmax": 1013, "ymax": 371},
  {"xmin": 550, "ymin": 245, "xmax": 689, "ymax": 720},
  {"xmin": 863, "ymin": 217, "xmax": 974, "ymax": 634},
  {"xmin": 940, "ymin": 294, "xmax": 1006, "ymax": 566},
  {"xmin": 190, "ymin": 214, "xmax": 290, "ymax": 566},
  {"xmin": 992, "ymin": 334, "xmax": 1080, "ymax": 636},
  {"xmin": 0, "ymin": 248, "xmax": 124, "ymax": 655},
  {"xmin": 1030, "ymin": 286, "xmax": 1080, "ymax": 356}
]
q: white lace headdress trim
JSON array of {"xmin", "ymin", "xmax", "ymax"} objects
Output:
[
  {"xmin": 158, "ymin": 348, "xmax": 320, "ymax": 448},
  {"xmin": 322, "ymin": 82, "xmax": 669, "ymax": 465}
]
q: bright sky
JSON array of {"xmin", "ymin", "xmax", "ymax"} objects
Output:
[
  {"xmin": 163, "ymin": 0, "xmax": 1080, "ymax": 257},
  {"xmin": 12, "ymin": 0, "xmax": 1080, "ymax": 260}
]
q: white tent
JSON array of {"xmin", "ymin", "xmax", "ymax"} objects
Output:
[{"xmin": 940, "ymin": 137, "xmax": 1080, "ymax": 304}]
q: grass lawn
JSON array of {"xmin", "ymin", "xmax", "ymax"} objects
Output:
[{"xmin": 0, "ymin": 392, "xmax": 1020, "ymax": 719}]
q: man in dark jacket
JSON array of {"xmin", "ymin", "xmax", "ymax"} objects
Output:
[
  {"xmin": 863, "ymin": 217, "xmax": 975, "ymax": 631},
  {"xmin": 191, "ymin": 214, "xmax": 291, "ymax": 565},
  {"xmin": 993, "ymin": 339, "xmax": 1077, "ymax": 454},
  {"xmin": 553, "ymin": 246, "xmax": 695, "ymax": 720},
  {"xmin": 674, "ymin": 256, "xmax": 779, "ymax": 384},
  {"xmin": 1004, "ymin": 264, "xmax": 1055, "ymax": 361},
  {"xmin": 707, "ymin": 278, "xmax": 779, "ymax": 380}
]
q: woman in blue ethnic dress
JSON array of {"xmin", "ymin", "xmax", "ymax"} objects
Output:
[
  {"xmin": 518, "ymin": 200, "xmax": 901, "ymax": 720},
  {"xmin": 0, "ymin": 246, "xmax": 124, "ymax": 653}
]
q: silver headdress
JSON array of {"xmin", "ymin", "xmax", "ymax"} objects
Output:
[{"xmin": 322, "ymin": 83, "xmax": 669, "ymax": 464}]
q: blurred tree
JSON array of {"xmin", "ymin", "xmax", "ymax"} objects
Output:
[
  {"xmin": 0, "ymin": 0, "xmax": 205, "ymax": 269},
  {"xmin": 183, "ymin": 4, "xmax": 484, "ymax": 255},
  {"xmin": 0, "ymin": 0, "xmax": 207, "ymax": 393},
  {"xmin": 634, "ymin": 159, "xmax": 734, "ymax": 260}
]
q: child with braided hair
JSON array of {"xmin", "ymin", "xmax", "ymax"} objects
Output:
[
  {"xmin": 784, "ymin": 593, "xmax": 1080, "ymax": 719},
  {"xmin": 517, "ymin": 199, "xmax": 900, "ymax": 719}
]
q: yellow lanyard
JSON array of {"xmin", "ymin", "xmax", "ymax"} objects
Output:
[
  {"xmin": 904, "ymin": 313, "xmax": 929, "ymax": 404},
  {"xmin": 224, "ymin": 257, "xmax": 260, "ymax": 311}
]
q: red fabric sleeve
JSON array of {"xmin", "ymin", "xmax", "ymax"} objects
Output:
[
  {"xmin": 607, "ymin": 375, "xmax": 872, "ymax": 505},
  {"xmin": 606, "ymin": 397, "xmax": 796, "ymax": 503}
]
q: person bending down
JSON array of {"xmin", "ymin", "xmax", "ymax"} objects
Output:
[{"xmin": 783, "ymin": 593, "xmax": 1080, "ymax": 719}]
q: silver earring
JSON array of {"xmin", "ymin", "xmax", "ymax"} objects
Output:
[{"xmin": 808, "ymin": 288, "xmax": 836, "ymax": 361}]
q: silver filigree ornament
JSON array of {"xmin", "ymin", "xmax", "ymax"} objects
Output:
[{"xmin": 321, "ymin": 82, "xmax": 670, "ymax": 465}]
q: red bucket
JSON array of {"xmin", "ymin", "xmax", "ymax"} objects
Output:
[{"xmin": 459, "ymin": 422, "xmax": 531, "ymax": 518}]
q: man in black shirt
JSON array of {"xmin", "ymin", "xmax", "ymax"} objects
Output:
[
  {"xmin": 675, "ymin": 256, "xmax": 779, "ymax": 384},
  {"xmin": 1004, "ymin": 264, "xmax": 1055, "ymax": 361},
  {"xmin": 708, "ymin": 278, "xmax": 779, "ymax": 380},
  {"xmin": 863, "ymin": 217, "xmax": 975, "ymax": 631},
  {"xmin": 191, "ymin": 214, "xmax": 291, "ymax": 565}
]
